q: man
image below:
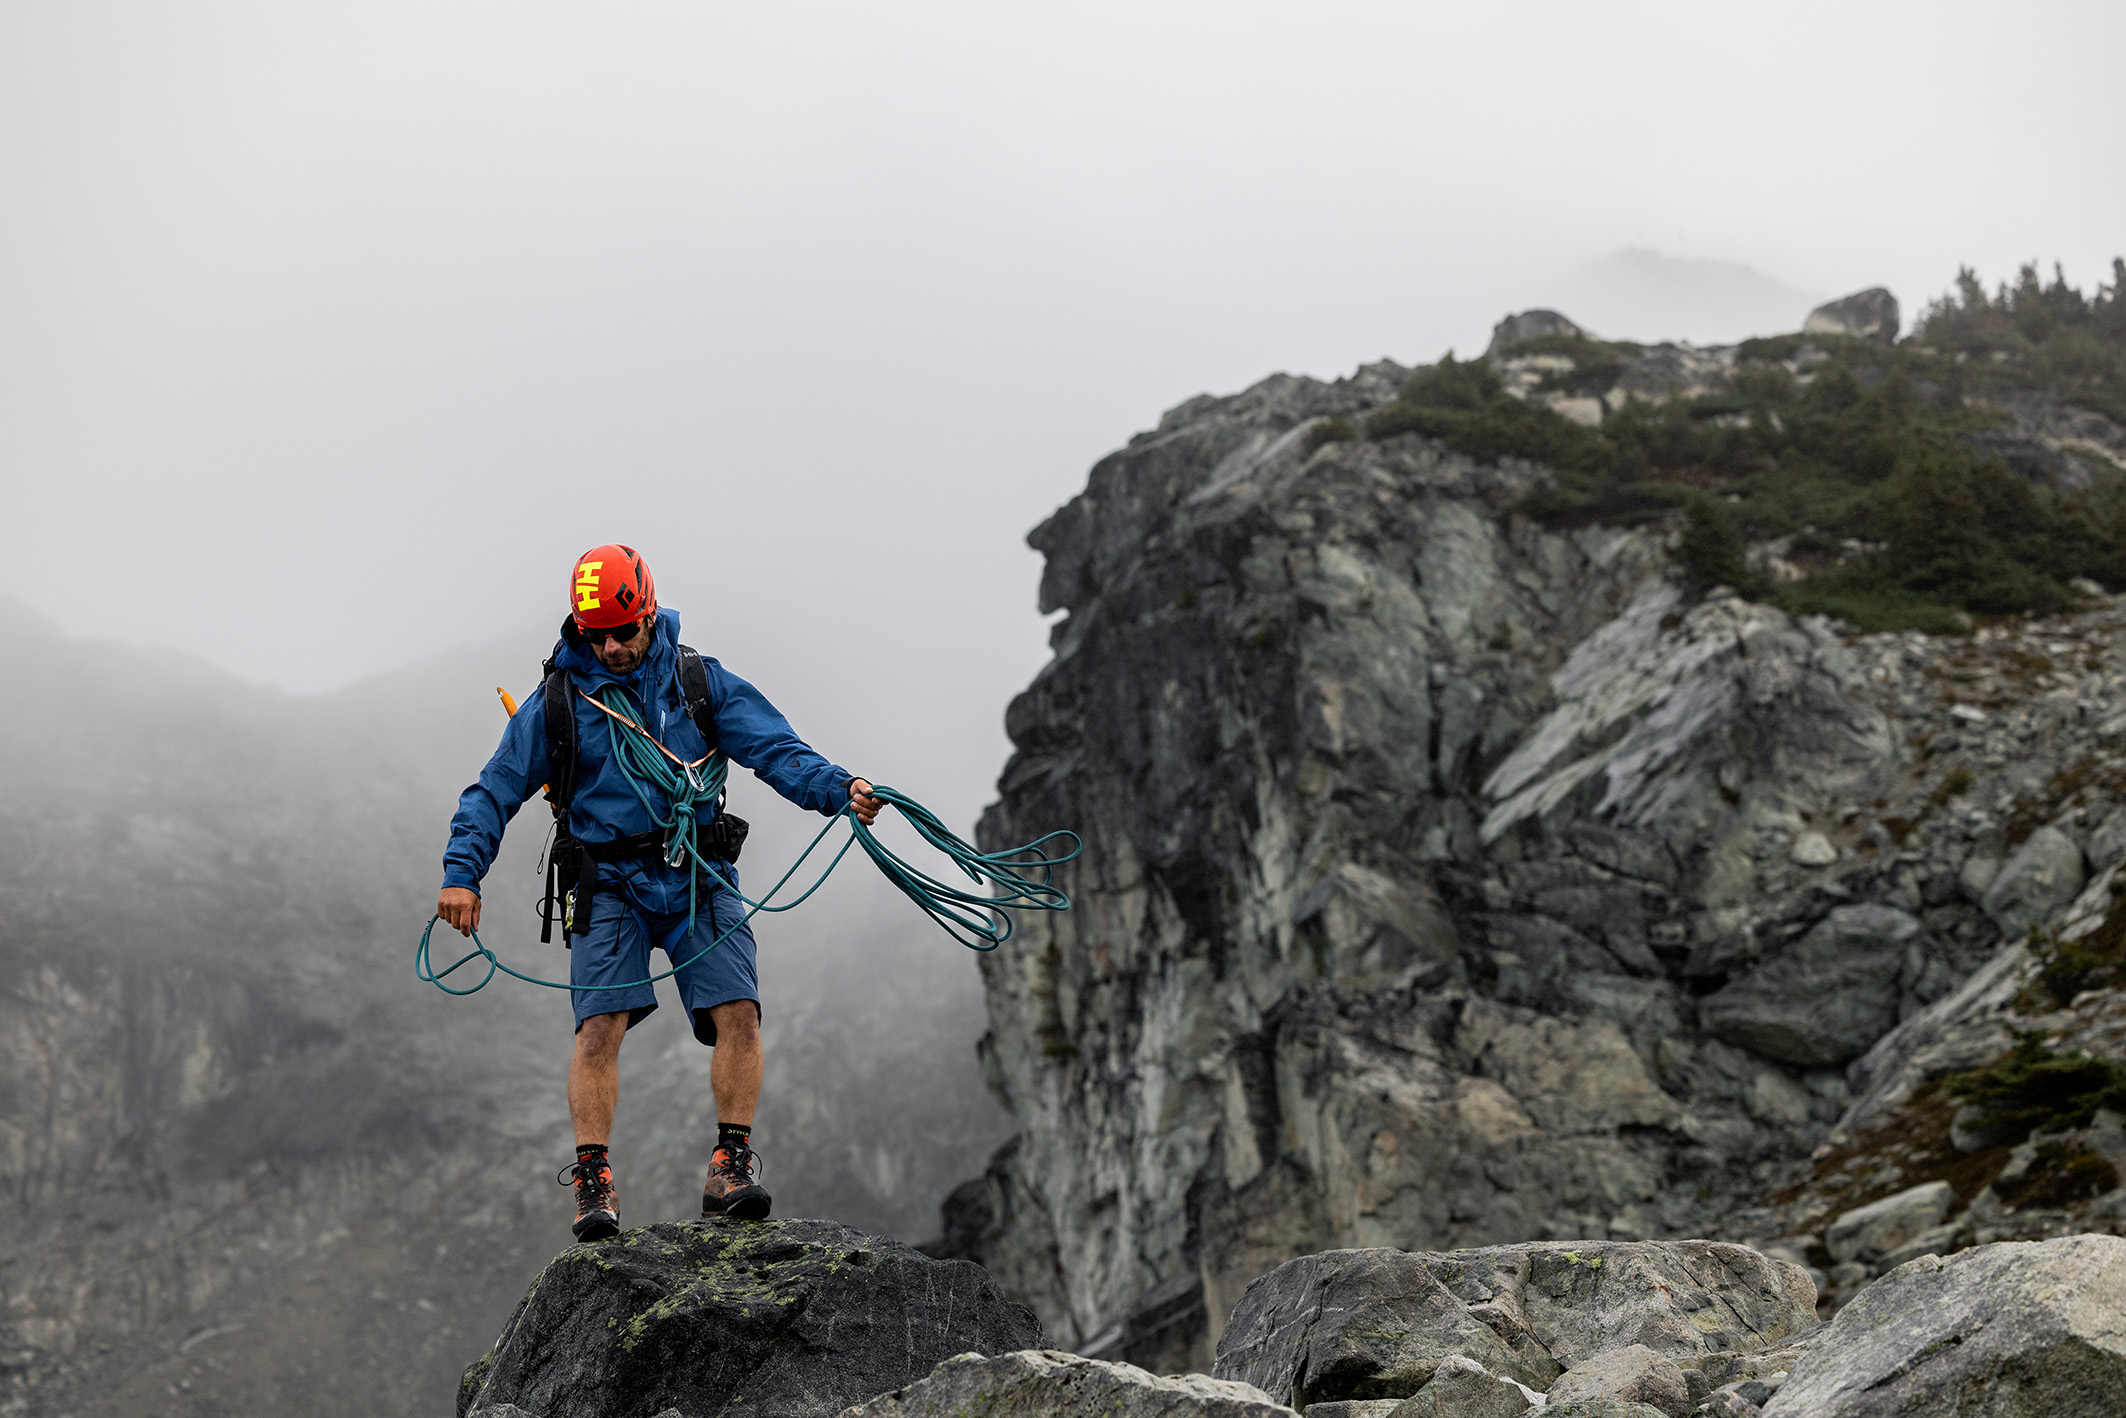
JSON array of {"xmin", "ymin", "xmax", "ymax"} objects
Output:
[{"xmin": 436, "ymin": 544, "xmax": 880, "ymax": 1241}]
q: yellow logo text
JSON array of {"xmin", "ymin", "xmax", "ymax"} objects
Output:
[{"xmin": 574, "ymin": 561, "xmax": 603, "ymax": 613}]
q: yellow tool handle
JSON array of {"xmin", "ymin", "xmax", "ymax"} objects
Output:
[{"xmin": 494, "ymin": 687, "xmax": 550, "ymax": 795}]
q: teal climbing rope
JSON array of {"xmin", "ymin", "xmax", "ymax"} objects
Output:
[{"xmin": 416, "ymin": 688, "xmax": 1080, "ymax": 996}]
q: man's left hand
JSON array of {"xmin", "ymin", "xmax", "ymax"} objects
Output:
[{"xmin": 849, "ymin": 778, "xmax": 883, "ymax": 826}]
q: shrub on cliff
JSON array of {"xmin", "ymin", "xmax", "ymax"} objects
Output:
[
  {"xmin": 1919, "ymin": 258, "xmax": 2126, "ymax": 424},
  {"xmin": 1367, "ymin": 257, "xmax": 2126, "ymax": 634},
  {"xmin": 1673, "ymin": 493, "xmax": 1763, "ymax": 597}
]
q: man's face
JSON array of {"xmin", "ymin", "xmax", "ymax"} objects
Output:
[{"xmin": 586, "ymin": 617, "xmax": 652, "ymax": 674}]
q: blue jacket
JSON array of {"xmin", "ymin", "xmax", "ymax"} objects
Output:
[{"xmin": 442, "ymin": 609, "xmax": 851, "ymax": 893}]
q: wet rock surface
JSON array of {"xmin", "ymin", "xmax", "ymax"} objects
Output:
[
  {"xmin": 841, "ymin": 1349, "xmax": 1294, "ymax": 1418},
  {"xmin": 458, "ymin": 1218, "xmax": 1041, "ymax": 1418}
]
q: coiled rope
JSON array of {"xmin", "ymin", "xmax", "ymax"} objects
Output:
[{"xmin": 417, "ymin": 685, "xmax": 1079, "ymax": 996}]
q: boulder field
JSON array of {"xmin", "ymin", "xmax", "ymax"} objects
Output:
[{"xmin": 461, "ymin": 1227, "xmax": 2126, "ymax": 1417}]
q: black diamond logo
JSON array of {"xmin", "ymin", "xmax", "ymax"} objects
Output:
[{"xmin": 615, "ymin": 584, "xmax": 636, "ymax": 608}]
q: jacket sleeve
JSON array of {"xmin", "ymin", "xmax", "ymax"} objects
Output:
[
  {"xmin": 705, "ymin": 658, "xmax": 853, "ymax": 816},
  {"xmin": 441, "ymin": 682, "xmax": 556, "ymax": 892}
]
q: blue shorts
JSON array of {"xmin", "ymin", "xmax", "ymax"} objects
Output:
[{"xmin": 568, "ymin": 861, "xmax": 758, "ymax": 1045}]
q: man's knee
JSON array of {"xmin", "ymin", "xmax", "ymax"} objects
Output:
[
  {"xmin": 575, "ymin": 1011, "xmax": 630, "ymax": 1056},
  {"xmin": 706, "ymin": 999, "xmax": 760, "ymax": 1045}
]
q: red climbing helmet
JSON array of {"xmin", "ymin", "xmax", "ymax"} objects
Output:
[{"xmin": 569, "ymin": 544, "xmax": 658, "ymax": 632}]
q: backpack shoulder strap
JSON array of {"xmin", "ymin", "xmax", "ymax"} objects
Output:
[
  {"xmin": 542, "ymin": 666, "xmax": 577, "ymax": 816},
  {"xmin": 675, "ymin": 645, "xmax": 718, "ymax": 757}
]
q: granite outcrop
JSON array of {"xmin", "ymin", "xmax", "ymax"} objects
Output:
[
  {"xmin": 945, "ymin": 304, "xmax": 2126, "ymax": 1369},
  {"xmin": 459, "ymin": 1218, "xmax": 1041, "ymax": 1418}
]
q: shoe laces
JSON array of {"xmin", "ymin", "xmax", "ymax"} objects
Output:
[
  {"xmin": 559, "ymin": 1157, "xmax": 616, "ymax": 1210},
  {"xmin": 710, "ymin": 1143, "xmax": 763, "ymax": 1185}
]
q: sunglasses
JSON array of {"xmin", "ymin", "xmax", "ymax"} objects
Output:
[{"xmin": 579, "ymin": 618, "xmax": 648, "ymax": 647}]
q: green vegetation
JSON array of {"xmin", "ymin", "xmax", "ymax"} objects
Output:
[
  {"xmin": 1944, "ymin": 1029, "xmax": 2126, "ymax": 1139},
  {"xmin": 1995, "ymin": 1139, "xmax": 2121, "ymax": 1209},
  {"xmin": 1674, "ymin": 493, "xmax": 1763, "ymax": 597},
  {"xmin": 2021, "ymin": 899, "xmax": 2126, "ymax": 1011},
  {"xmin": 1302, "ymin": 415, "xmax": 1357, "ymax": 453},
  {"xmin": 1364, "ymin": 259, "xmax": 2126, "ymax": 632},
  {"xmin": 1923, "ymin": 260, "xmax": 2126, "ymax": 425}
]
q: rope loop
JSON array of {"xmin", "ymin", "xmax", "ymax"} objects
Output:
[{"xmin": 418, "ymin": 766, "xmax": 1081, "ymax": 994}]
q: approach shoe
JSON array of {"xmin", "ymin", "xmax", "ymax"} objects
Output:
[
  {"xmin": 560, "ymin": 1155, "xmax": 620, "ymax": 1242},
  {"xmin": 701, "ymin": 1142, "xmax": 772, "ymax": 1220}
]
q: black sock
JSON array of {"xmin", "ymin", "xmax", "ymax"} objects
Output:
[
  {"xmin": 717, "ymin": 1123, "xmax": 751, "ymax": 1153},
  {"xmin": 577, "ymin": 1142, "xmax": 609, "ymax": 1169}
]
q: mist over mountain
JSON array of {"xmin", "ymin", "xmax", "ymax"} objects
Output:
[
  {"xmin": 0, "ymin": 605, "xmax": 1006, "ymax": 1416},
  {"xmin": 1538, "ymin": 248, "xmax": 1825, "ymax": 346}
]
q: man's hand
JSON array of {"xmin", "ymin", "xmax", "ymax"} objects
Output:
[
  {"xmin": 849, "ymin": 778, "xmax": 883, "ymax": 827},
  {"xmin": 437, "ymin": 886, "xmax": 482, "ymax": 937}
]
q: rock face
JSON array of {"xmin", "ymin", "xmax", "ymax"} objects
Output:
[
  {"xmin": 1803, "ymin": 288, "xmax": 1900, "ymax": 342},
  {"xmin": 946, "ymin": 336, "xmax": 2126, "ymax": 1364},
  {"xmin": 1210, "ymin": 1241, "xmax": 1816, "ymax": 1408},
  {"xmin": 1762, "ymin": 1234, "xmax": 2126, "ymax": 1416},
  {"xmin": 1697, "ymin": 905, "xmax": 1921, "ymax": 1066},
  {"xmin": 842, "ymin": 1350, "xmax": 1294, "ymax": 1418},
  {"xmin": 458, "ymin": 1219, "xmax": 1042, "ymax": 1418}
]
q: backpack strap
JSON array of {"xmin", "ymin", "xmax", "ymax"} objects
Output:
[
  {"xmin": 675, "ymin": 645, "xmax": 719, "ymax": 756},
  {"xmin": 675, "ymin": 644, "xmax": 748, "ymax": 866},
  {"xmin": 542, "ymin": 666, "xmax": 578, "ymax": 816},
  {"xmin": 540, "ymin": 665, "xmax": 579, "ymax": 945}
]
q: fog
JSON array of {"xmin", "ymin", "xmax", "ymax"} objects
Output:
[
  {"xmin": 3, "ymin": 4, "xmax": 2123, "ymax": 1410},
  {"xmin": 7, "ymin": 0, "xmax": 2125, "ymax": 844}
]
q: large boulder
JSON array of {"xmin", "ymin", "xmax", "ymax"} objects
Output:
[
  {"xmin": 1982, "ymin": 825, "xmax": 2086, "ymax": 938},
  {"xmin": 1803, "ymin": 288, "xmax": 1899, "ymax": 342},
  {"xmin": 841, "ymin": 1350, "xmax": 1294, "ymax": 1418},
  {"xmin": 1824, "ymin": 1182, "xmax": 1952, "ymax": 1264},
  {"xmin": 1763, "ymin": 1234, "xmax": 2126, "ymax": 1417},
  {"xmin": 1698, "ymin": 905, "xmax": 1921, "ymax": 1066},
  {"xmin": 1543, "ymin": 1345, "xmax": 1691, "ymax": 1418},
  {"xmin": 458, "ymin": 1219, "xmax": 1042, "ymax": 1418},
  {"xmin": 1211, "ymin": 1242, "xmax": 1816, "ymax": 1409},
  {"xmin": 1488, "ymin": 309, "xmax": 1587, "ymax": 355}
]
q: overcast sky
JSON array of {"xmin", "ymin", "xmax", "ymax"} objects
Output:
[{"xmin": 6, "ymin": 0, "xmax": 2123, "ymax": 829}]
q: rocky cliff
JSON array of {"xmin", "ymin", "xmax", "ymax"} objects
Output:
[{"xmin": 947, "ymin": 290, "xmax": 2126, "ymax": 1369}]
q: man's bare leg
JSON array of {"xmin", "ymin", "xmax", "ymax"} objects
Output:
[
  {"xmin": 708, "ymin": 1000, "xmax": 761, "ymax": 1127},
  {"xmin": 569, "ymin": 1011, "xmax": 629, "ymax": 1144}
]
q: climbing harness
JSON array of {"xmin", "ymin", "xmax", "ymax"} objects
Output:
[{"xmin": 417, "ymin": 682, "xmax": 1079, "ymax": 996}]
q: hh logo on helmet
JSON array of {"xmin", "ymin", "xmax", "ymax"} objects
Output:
[
  {"xmin": 574, "ymin": 561, "xmax": 604, "ymax": 614},
  {"xmin": 570, "ymin": 544, "xmax": 658, "ymax": 632}
]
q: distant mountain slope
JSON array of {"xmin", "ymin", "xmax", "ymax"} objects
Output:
[{"xmin": 0, "ymin": 608, "xmax": 1006, "ymax": 1417}]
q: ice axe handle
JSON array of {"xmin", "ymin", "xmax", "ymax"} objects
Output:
[{"xmin": 494, "ymin": 687, "xmax": 550, "ymax": 794}]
